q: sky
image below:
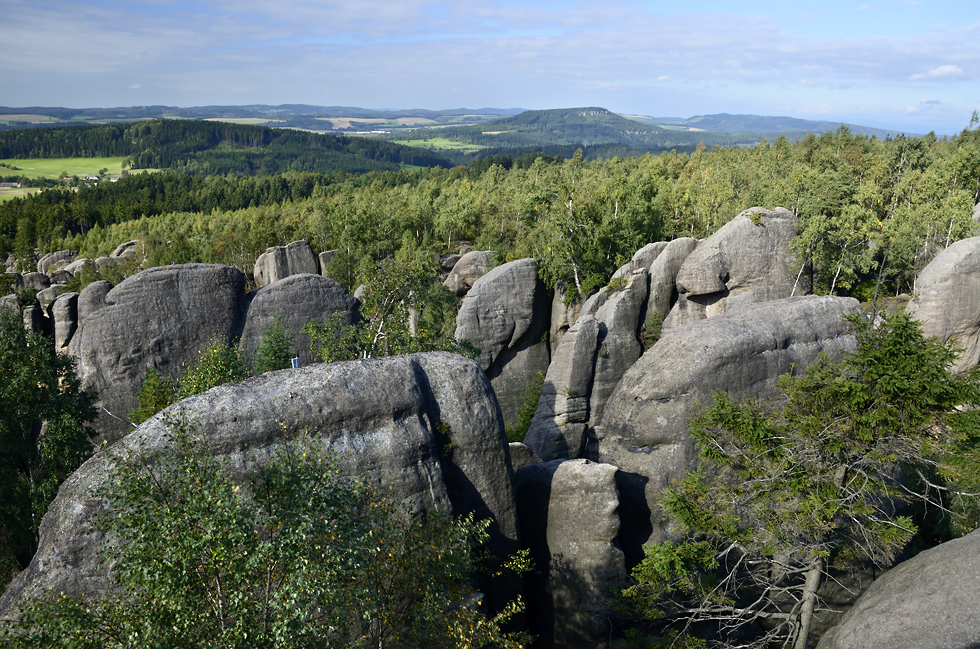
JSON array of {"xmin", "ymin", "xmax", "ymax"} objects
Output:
[{"xmin": 1, "ymin": 0, "xmax": 977, "ymax": 135}]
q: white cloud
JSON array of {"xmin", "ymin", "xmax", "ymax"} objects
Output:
[
  {"xmin": 129, "ymin": 84, "xmax": 142, "ymax": 89},
  {"xmin": 910, "ymin": 64, "xmax": 964, "ymax": 81}
]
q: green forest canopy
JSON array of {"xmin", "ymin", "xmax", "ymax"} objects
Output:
[{"xmin": 1, "ymin": 121, "xmax": 979, "ymax": 301}]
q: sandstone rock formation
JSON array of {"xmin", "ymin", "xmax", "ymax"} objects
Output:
[
  {"xmin": 67, "ymin": 264, "xmax": 248, "ymax": 438},
  {"xmin": 0, "ymin": 352, "xmax": 518, "ymax": 617},
  {"xmin": 49, "ymin": 291, "xmax": 79, "ymax": 350},
  {"xmin": 444, "ymin": 250, "xmax": 494, "ymax": 297},
  {"xmin": 455, "ymin": 258, "xmax": 551, "ymax": 429},
  {"xmin": 253, "ymin": 240, "xmax": 318, "ymax": 288},
  {"xmin": 817, "ymin": 529, "xmax": 980, "ymax": 649},
  {"xmin": 239, "ymin": 274, "xmax": 359, "ymax": 368},
  {"xmin": 37, "ymin": 250, "xmax": 77, "ymax": 275},
  {"xmin": 516, "ymin": 459, "xmax": 624, "ymax": 648},
  {"xmin": 598, "ymin": 296, "xmax": 862, "ymax": 559},
  {"xmin": 663, "ymin": 207, "xmax": 808, "ymax": 334},
  {"xmin": 906, "ymin": 236, "xmax": 980, "ymax": 373}
]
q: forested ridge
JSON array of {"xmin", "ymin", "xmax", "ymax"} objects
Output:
[
  {"xmin": 4, "ymin": 121, "xmax": 979, "ymax": 302},
  {"xmin": 0, "ymin": 120, "xmax": 452, "ymax": 175}
]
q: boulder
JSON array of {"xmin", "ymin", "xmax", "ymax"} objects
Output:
[
  {"xmin": 0, "ymin": 352, "xmax": 519, "ymax": 617},
  {"xmin": 444, "ymin": 250, "xmax": 494, "ymax": 297},
  {"xmin": 61, "ymin": 258, "xmax": 90, "ymax": 276},
  {"xmin": 253, "ymin": 240, "xmax": 318, "ymax": 288},
  {"xmin": 93, "ymin": 256, "xmax": 116, "ymax": 273},
  {"xmin": 597, "ymin": 296, "xmax": 862, "ymax": 561},
  {"xmin": 49, "ymin": 291, "xmax": 79, "ymax": 350},
  {"xmin": 317, "ymin": 249, "xmax": 337, "ymax": 276},
  {"xmin": 4, "ymin": 271, "xmax": 24, "ymax": 292},
  {"xmin": 110, "ymin": 240, "xmax": 140, "ymax": 260},
  {"xmin": 48, "ymin": 268, "xmax": 73, "ymax": 284},
  {"xmin": 35, "ymin": 285, "xmax": 62, "ymax": 309},
  {"xmin": 239, "ymin": 274, "xmax": 359, "ymax": 368},
  {"xmin": 67, "ymin": 264, "xmax": 248, "ymax": 438},
  {"xmin": 516, "ymin": 459, "xmax": 624, "ymax": 648},
  {"xmin": 455, "ymin": 258, "xmax": 551, "ymax": 430},
  {"xmin": 20, "ymin": 272, "xmax": 50, "ymax": 292},
  {"xmin": 37, "ymin": 250, "xmax": 77, "ymax": 274},
  {"xmin": 906, "ymin": 236, "xmax": 980, "ymax": 373},
  {"xmin": 663, "ymin": 207, "xmax": 807, "ymax": 334},
  {"xmin": 817, "ymin": 529, "xmax": 980, "ymax": 649},
  {"xmin": 508, "ymin": 442, "xmax": 541, "ymax": 471},
  {"xmin": 610, "ymin": 241, "xmax": 669, "ymax": 281}
]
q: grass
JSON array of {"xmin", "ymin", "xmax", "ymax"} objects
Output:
[
  {"xmin": 0, "ymin": 188, "xmax": 41, "ymax": 202},
  {"xmin": 390, "ymin": 137, "xmax": 484, "ymax": 153},
  {"xmin": 0, "ymin": 157, "xmax": 130, "ymax": 180}
]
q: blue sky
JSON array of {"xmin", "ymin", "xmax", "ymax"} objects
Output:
[{"xmin": 1, "ymin": 0, "xmax": 977, "ymax": 134}]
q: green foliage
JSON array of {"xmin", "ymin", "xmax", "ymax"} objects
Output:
[
  {"xmin": 640, "ymin": 311, "xmax": 664, "ymax": 351},
  {"xmin": 176, "ymin": 338, "xmax": 250, "ymax": 399},
  {"xmin": 1, "ymin": 422, "xmax": 531, "ymax": 649},
  {"xmin": 506, "ymin": 371, "xmax": 546, "ymax": 443},
  {"xmin": 128, "ymin": 367, "xmax": 176, "ymax": 426},
  {"xmin": 305, "ymin": 256, "xmax": 472, "ymax": 362},
  {"xmin": 0, "ymin": 307, "xmax": 96, "ymax": 575},
  {"xmin": 253, "ymin": 317, "xmax": 296, "ymax": 374},
  {"xmin": 624, "ymin": 311, "xmax": 980, "ymax": 648}
]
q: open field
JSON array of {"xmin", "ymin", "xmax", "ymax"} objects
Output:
[
  {"xmin": 203, "ymin": 117, "xmax": 285, "ymax": 125},
  {"xmin": 0, "ymin": 114, "xmax": 60, "ymax": 124},
  {"xmin": 390, "ymin": 137, "xmax": 484, "ymax": 152},
  {"xmin": 319, "ymin": 117, "xmax": 438, "ymax": 129},
  {"xmin": 0, "ymin": 157, "xmax": 130, "ymax": 179},
  {"xmin": 0, "ymin": 188, "xmax": 41, "ymax": 202}
]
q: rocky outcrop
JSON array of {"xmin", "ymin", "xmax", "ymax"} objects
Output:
[
  {"xmin": 21, "ymin": 272, "xmax": 50, "ymax": 292},
  {"xmin": 239, "ymin": 274, "xmax": 359, "ymax": 368},
  {"xmin": 37, "ymin": 250, "xmax": 77, "ymax": 275},
  {"xmin": 0, "ymin": 352, "xmax": 518, "ymax": 617},
  {"xmin": 516, "ymin": 459, "xmax": 623, "ymax": 648},
  {"xmin": 525, "ymin": 314, "xmax": 600, "ymax": 460},
  {"xmin": 455, "ymin": 258, "xmax": 551, "ymax": 429},
  {"xmin": 549, "ymin": 287, "xmax": 585, "ymax": 357},
  {"xmin": 49, "ymin": 292, "xmax": 79, "ymax": 350},
  {"xmin": 67, "ymin": 265, "xmax": 248, "ymax": 438},
  {"xmin": 598, "ymin": 296, "xmax": 862, "ymax": 560},
  {"xmin": 663, "ymin": 207, "xmax": 807, "ymax": 334},
  {"xmin": 817, "ymin": 529, "xmax": 980, "ymax": 649},
  {"xmin": 317, "ymin": 249, "xmax": 337, "ymax": 275},
  {"xmin": 906, "ymin": 236, "xmax": 980, "ymax": 373},
  {"xmin": 444, "ymin": 250, "xmax": 494, "ymax": 297},
  {"xmin": 253, "ymin": 240, "xmax": 318, "ymax": 288}
]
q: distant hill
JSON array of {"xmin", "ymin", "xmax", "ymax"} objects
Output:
[
  {"xmin": 625, "ymin": 113, "xmax": 916, "ymax": 140},
  {"xmin": 0, "ymin": 120, "xmax": 453, "ymax": 175},
  {"xmin": 0, "ymin": 105, "xmax": 524, "ymax": 133}
]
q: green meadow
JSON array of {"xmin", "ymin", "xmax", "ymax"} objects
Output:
[
  {"xmin": 390, "ymin": 137, "xmax": 484, "ymax": 153},
  {"xmin": 0, "ymin": 156, "xmax": 130, "ymax": 180}
]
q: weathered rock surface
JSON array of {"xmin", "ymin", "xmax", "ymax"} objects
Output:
[
  {"xmin": 67, "ymin": 264, "xmax": 248, "ymax": 438},
  {"xmin": 253, "ymin": 240, "xmax": 318, "ymax": 288},
  {"xmin": 37, "ymin": 250, "xmax": 77, "ymax": 274},
  {"xmin": 21, "ymin": 272, "xmax": 51, "ymax": 292},
  {"xmin": 444, "ymin": 250, "xmax": 494, "ymax": 297},
  {"xmin": 549, "ymin": 286, "xmax": 585, "ymax": 357},
  {"xmin": 598, "ymin": 296, "xmax": 862, "ymax": 560},
  {"xmin": 645, "ymin": 237, "xmax": 698, "ymax": 327},
  {"xmin": 525, "ymin": 314, "xmax": 600, "ymax": 460},
  {"xmin": 455, "ymin": 258, "xmax": 551, "ymax": 429},
  {"xmin": 817, "ymin": 529, "xmax": 980, "ymax": 649},
  {"xmin": 508, "ymin": 442, "xmax": 541, "ymax": 470},
  {"xmin": 663, "ymin": 207, "xmax": 807, "ymax": 334},
  {"xmin": 239, "ymin": 274, "xmax": 359, "ymax": 368},
  {"xmin": 907, "ymin": 236, "xmax": 980, "ymax": 373},
  {"xmin": 110, "ymin": 240, "xmax": 141, "ymax": 261},
  {"xmin": 50, "ymin": 291, "xmax": 79, "ymax": 350},
  {"xmin": 0, "ymin": 352, "xmax": 518, "ymax": 617},
  {"xmin": 61, "ymin": 258, "xmax": 90, "ymax": 276},
  {"xmin": 516, "ymin": 459, "xmax": 624, "ymax": 648}
]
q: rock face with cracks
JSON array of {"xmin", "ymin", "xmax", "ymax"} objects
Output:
[
  {"xmin": 0, "ymin": 352, "xmax": 519, "ymax": 618},
  {"xmin": 67, "ymin": 264, "xmax": 248, "ymax": 438},
  {"xmin": 597, "ymin": 295, "xmax": 862, "ymax": 561}
]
